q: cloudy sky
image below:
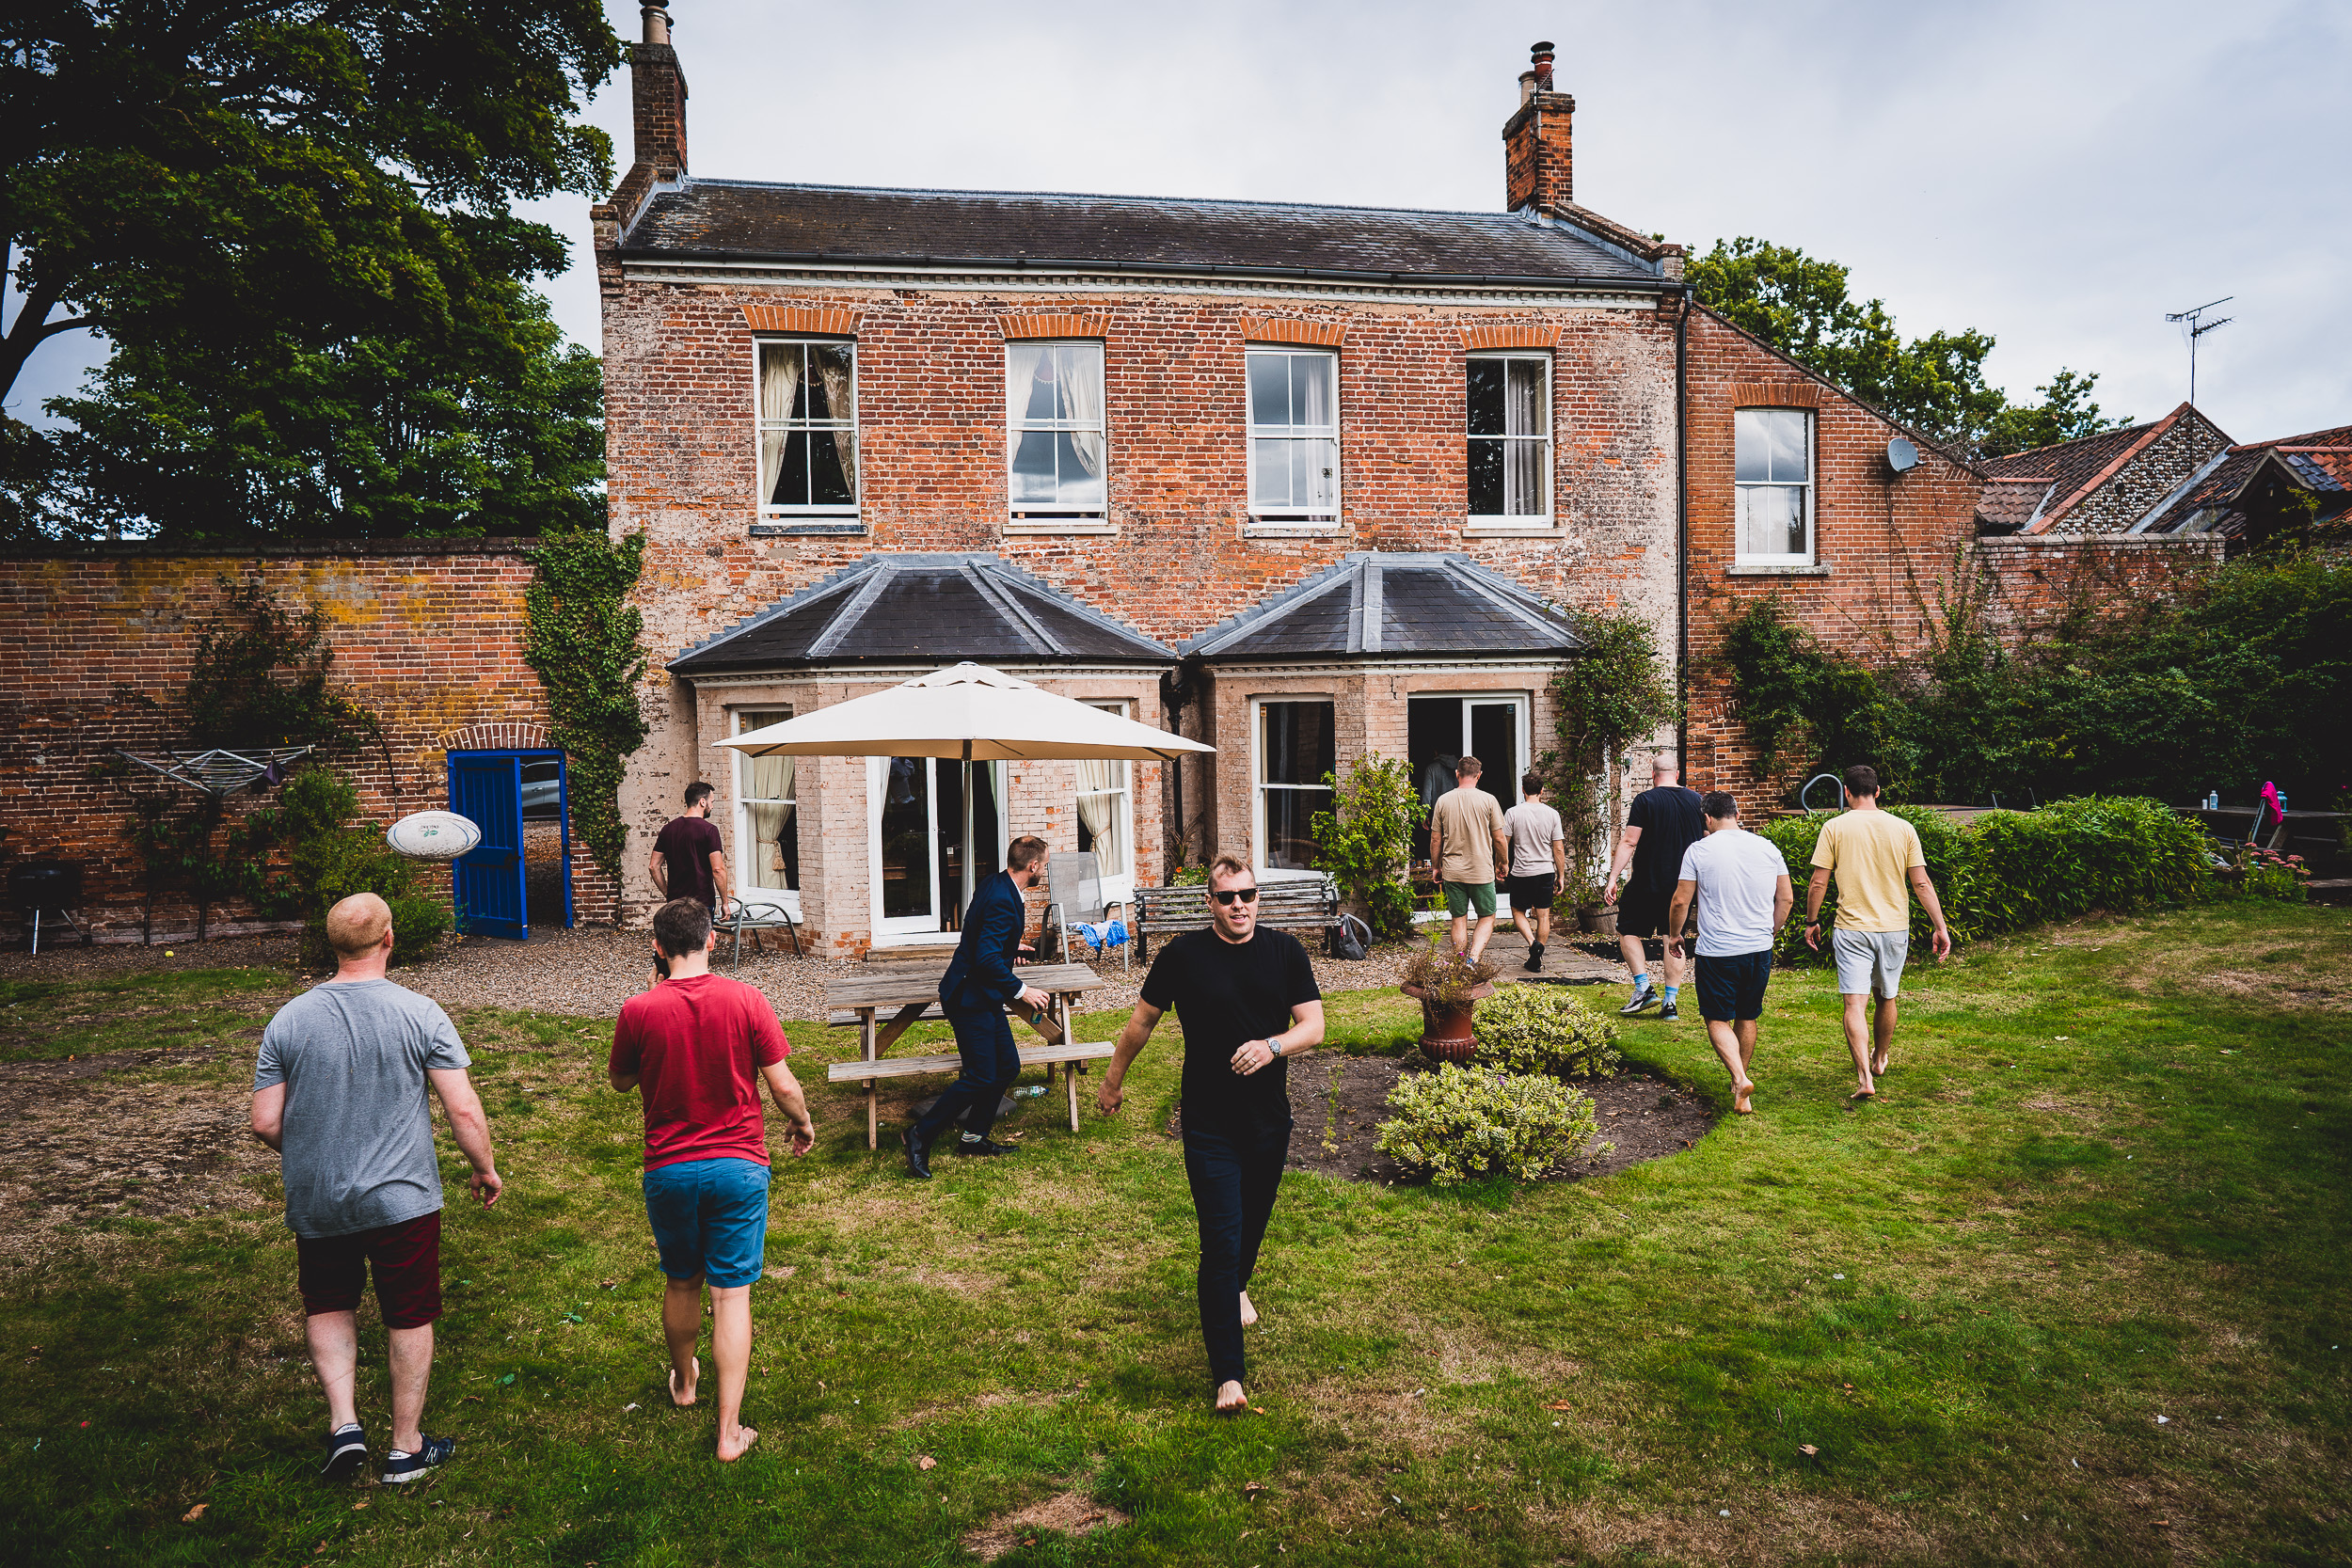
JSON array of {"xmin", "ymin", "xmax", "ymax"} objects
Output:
[{"xmin": 13, "ymin": 0, "xmax": 2348, "ymax": 441}]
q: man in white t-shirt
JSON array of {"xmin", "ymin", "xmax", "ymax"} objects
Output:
[
  {"xmin": 1502, "ymin": 773, "xmax": 1567, "ymax": 973},
  {"xmin": 1665, "ymin": 792, "xmax": 1791, "ymax": 1117}
]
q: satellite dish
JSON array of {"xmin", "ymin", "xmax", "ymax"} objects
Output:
[{"xmin": 1886, "ymin": 437, "xmax": 1920, "ymax": 474}]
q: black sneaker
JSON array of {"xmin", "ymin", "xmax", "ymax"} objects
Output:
[
  {"xmin": 1520, "ymin": 944, "xmax": 1541, "ymax": 973},
  {"xmin": 321, "ymin": 1423, "xmax": 367, "ymax": 1482},
  {"xmin": 953, "ymin": 1138, "xmax": 1021, "ymax": 1157},
  {"xmin": 379, "ymin": 1434, "xmax": 453, "ymax": 1485},
  {"xmin": 1531, "ymin": 943, "xmax": 1546, "ymax": 973},
  {"xmin": 1658, "ymin": 999, "xmax": 1679, "ymax": 1022},
  {"xmin": 1618, "ymin": 990, "xmax": 1657, "ymax": 1016}
]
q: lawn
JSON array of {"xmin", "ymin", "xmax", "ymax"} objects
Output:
[{"xmin": 2, "ymin": 900, "xmax": 2347, "ymax": 1565}]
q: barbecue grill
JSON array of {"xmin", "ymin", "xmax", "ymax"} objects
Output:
[{"xmin": 8, "ymin": 860, "xmax": 89, "ymax": 953}]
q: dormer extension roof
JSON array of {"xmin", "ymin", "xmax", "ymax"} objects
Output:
[
  {"xmin": 1180, "ymin": 552, "xmax": 1590, "ymax": 662},
  {"xmin": 668, "ymin": 553, "xmax": 1175, "ymax": 675},
  {"xmin": 618, "ymin": 181, "xmax": 1672, "ymax": 291}
]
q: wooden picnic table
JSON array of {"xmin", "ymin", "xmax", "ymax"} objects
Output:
[{"xmin": 824, "ymin": 961, "xmax": 1109, "ymax": 1149}]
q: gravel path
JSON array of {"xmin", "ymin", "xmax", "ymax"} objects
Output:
[{"xmin": 2, "ymin": 921, "xmax": 1620, "ymax": 1029}]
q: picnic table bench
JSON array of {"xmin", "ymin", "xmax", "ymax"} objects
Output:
[
  {"xmin": 822, "ymin": 960, "xmax": 1111, "ymax": 1148},
  {"xmin": 1129, "ymin": 876, "xmax": 1339, "ymax": 961}
]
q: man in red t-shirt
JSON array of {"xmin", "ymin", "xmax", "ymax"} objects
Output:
[
  {"xmin": 609, "ymin": 897, "xmax": 814, "ymax": 1462},
  {"xmin": 649, "ymin": 782, "xmax": 731, "ymax": 912}
]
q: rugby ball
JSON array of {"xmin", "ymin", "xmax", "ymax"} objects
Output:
[{"xmin": 387, "ymin": 811, "xmax": 483, "ymax": 861}]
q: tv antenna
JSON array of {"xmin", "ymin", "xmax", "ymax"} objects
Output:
[{"xmin": 2164, "ymin": 295, "xmax": 2233, "ymax": 406}]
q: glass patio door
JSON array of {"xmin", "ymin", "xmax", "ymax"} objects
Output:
[{"xmin": 869, "ymin": 757, "xmax": 1006, "ymax": 940}]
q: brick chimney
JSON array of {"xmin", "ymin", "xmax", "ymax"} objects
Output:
[
  {"xmin": 631, "ymin": 3, "xmax": 688, "ymax": 178},
  {"xmin": 1502, "ymin": 40, "xmax": 1574, "ymax": 214}
]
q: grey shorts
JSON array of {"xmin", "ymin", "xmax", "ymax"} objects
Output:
[{"xmin": 1832, "ymin": 928, "xmax": 1909, "ymax": 998}]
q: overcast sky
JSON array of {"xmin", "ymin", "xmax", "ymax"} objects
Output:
[{"xmin": 13, "ymin": 0, "xmax": 2347, "ymax": 442}]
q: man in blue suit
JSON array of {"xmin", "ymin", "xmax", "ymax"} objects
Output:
[{"xmin": 904, "ymin": 834, "xmax": 1053, "ymax": 1178}]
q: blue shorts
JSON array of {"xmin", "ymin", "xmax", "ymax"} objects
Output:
[
  {"xmin": 642, "ymin": 1157, "xmax": 771, "ymax": 1288},
  {"xmin": 1694, "ymin": 949, "xmax": 1774, "ymax": 1023}
]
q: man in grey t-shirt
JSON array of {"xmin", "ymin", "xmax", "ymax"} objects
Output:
[{"xmin": 251, "ymin": 894, "xmax": 501, "ymax": 1486}]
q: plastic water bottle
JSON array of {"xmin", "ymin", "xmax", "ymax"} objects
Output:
[
  {"xmin": 2204, "ymin": 790, "xmax": 2219, "ymax": 811},
  {"xmin": 1014, "ymin": 1085, "xmax": 1047, "ymax": 1100}
]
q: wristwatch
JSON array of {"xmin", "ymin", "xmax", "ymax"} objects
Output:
[{"xmin": 1268, "ymin": 1039, "xmax": 1284, "ymax": 1058}]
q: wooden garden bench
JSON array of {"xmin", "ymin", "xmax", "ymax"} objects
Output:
[{"xmin": 1129, "ymin": 876, "xmax": 1339, "ymax": 961}]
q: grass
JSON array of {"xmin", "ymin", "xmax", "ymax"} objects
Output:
[{"xmin": 2, "ymin": 899, "xmax": 2348, "ymax": 1564}]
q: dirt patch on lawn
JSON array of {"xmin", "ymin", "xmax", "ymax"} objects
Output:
[
  {"xmin": 961, "ymin": 1488, "xmax": 1130, "ymax": 1561},
  {"xmin": 1283, "ymin": 1054, "xmax": 1717, "ymax": 1186}
]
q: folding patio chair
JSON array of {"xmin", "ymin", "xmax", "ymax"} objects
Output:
[{"xmin": 1042, "ymin": 851, "xmax": 1129, "ymax": 973}]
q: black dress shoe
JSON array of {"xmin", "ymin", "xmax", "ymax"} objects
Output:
[
  {"xmin": 952, "ymin": 1137, "xmax": 1020, "ymax": 1157},
  {"xmin": 902, "ymin": 1126, "xmax": 932, "ymax": 1180}
]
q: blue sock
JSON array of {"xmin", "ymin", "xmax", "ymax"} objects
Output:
[
  {"xmin": 1662, "ymin": 985, "xmax": 1680, "ymax": 1003},
  {"xmin": 1632, "ymin": 975, "xmax": 1653, "ymax": 995}
]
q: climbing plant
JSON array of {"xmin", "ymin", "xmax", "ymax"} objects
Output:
[
  {"xmin": 1541, "ymin": 610, "xmax": 1681, "ymax": 900},
  {"xmin": 523, "ymin": 530, "xmax": 648, "ymax": 881},
  {"xmin": 1310, "ymin": 753, "xmax": 1422, "ymax": 937}
]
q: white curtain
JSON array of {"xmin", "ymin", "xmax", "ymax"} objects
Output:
[
  {"xmin": 1074, "ymin": 758, "xmax": 1125, "ymax": 878},
  {"xmin": 1503, "ymin": 360, "xmax": 1546, "ymax": 515},
  {"xmin": 1060, "ymin": 345, "xmax": 1104, "ymax": 479},
  {"xmin": 747, "ymin": 753, "xmax": 796, "ymax": 889},
  {"xmin": 1006, "ymin": 344, "xmax": 1045, "ymax": 424},
  {"xmin": 758, "ymin": 344, "xmax": 802, "ymax": 504},
  {"xmin": 812, "ymin": 346, "xmax": 856, "ymax": 494}
]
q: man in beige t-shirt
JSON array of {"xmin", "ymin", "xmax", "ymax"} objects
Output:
[
  {"xmin": 1429, "ymin": 756, "xmax": 1511, "ymax": 961},
  {"xmin": 1803, "ymin": 765, "xmax": 1951, "ymax": 1101}
]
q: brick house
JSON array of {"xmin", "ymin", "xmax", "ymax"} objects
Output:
[{"xmin": 594, "ymin": 11, "xmax": 1985, "ymax": 952}]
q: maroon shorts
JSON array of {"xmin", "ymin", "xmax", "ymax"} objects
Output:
[{"xmin": 295, "ymin": 1211, "xmax": 443, "ymax": 1329}]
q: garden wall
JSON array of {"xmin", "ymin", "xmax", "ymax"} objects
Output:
[{"xmin": 0, "ymin": 542, "xmax": 612, "ymax": 944}]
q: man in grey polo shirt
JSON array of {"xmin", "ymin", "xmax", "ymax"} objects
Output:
[{"xmin": 251, "ymin": 893, "xmax": 501, "ymax": 1485}]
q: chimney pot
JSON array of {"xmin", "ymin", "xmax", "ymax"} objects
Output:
[
  {"xmin": 1530, "ymin": 40, "xmax": 1555, "ymax": 92},
  {"xmin": 642, "ymin": 4, "xmax": 671, "ymax": 46}
]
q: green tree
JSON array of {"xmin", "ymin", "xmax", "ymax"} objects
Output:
[
  {"xmin": 1689, "ymin": 238, "xmax": 2128, "ymax": 457},
  {"xmin": 1311, "ymin": 754, "xmax": 1422, "ymax": 937},
  {"xmin": 1544, "ymin": 610, "xmax": 1681, "ymax": 898},
  {"xmin": 2, "ymin": 1, "xmax": 620, "ymax": 539}
]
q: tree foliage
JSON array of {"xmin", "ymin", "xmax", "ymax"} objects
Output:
[
  {"xmin": 1689, "ymin": 238, "xmax": 2130, "ymax": 458},
  {"xmin": 2, "ymin": 0, "xmax": 620, "ymax": 540}
]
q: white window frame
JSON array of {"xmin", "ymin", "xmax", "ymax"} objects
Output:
[
  {"xmin": 755, "ymin": 338, "xmax": 860, "ymax": 522},
  {"xmin": 866, "ymin": 756, "xmax": 1010, "ymax": 947},
  {"xmin": 1734, "ymin": 407, "xmax": 1817, "ymax": 565},
  {"xmin": 731, "ymin": 707, "xmax": 801, "ymax": 920},
  {"xmin": 1005, "ymin": 340, "xmax": 1110, "ymax": 531},
  {"xmin": 1245, "ymin": 347, "xmax": 1343, "ymax": 529},
  {"xmin": 1075, "ymin": 701, "xmax": 1135, "ymax": 902},
  {"xmin": 1250, "ymin": 696, "xmax": 1338, "ymax": 880},
  {"xmin": 1465, "ymin": 352, "xmax": 1553, "ymax": 530}
]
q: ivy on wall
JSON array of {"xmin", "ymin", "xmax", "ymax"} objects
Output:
[
  {"xmin": 1541, "ymin": 610, "xmax": 1682, "ymax": 905},
  {"xmin": 523, "ymin": 530, "xmax": 649, "ymax": 886}
]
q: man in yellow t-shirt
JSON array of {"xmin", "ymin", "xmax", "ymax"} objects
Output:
[
  {"xmin": 1429, "ymin": 756, "xmax": 1510, "ymax": 962},
  {"xmin": 1803, "ymin": 765, "xmax": 1952, "ymax": 1101}
]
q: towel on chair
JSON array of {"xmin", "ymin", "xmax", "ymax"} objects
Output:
[{"xmin": 1073, "ymin": 919, "xmax": 1129, "ymax": 953}]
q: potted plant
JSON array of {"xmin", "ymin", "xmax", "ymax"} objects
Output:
[
  {"xmin": 1398, "ymin": 940, "xmax": 1501, "ymax": 1063},
  {"xmin": 1565, "ymin": 871, "xmax": 1615, "ymax": 936}
]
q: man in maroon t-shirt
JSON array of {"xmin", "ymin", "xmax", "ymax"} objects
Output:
[
  {"xmin": 609, "ymin": 897, "xmax": 814, "ymax": 1462},
  {"xmin": 649, "ymin": 782, "xmax": 731, "ymax": 912}
]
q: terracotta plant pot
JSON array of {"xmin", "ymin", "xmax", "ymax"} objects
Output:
[{"xmin": 1401, "ymin": 980, "xmax": 1496, "ymax": 1063}]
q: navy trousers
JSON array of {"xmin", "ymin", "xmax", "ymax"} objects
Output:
[
  {"xmin": 913, "ymin": 1004, "xmax": 1019, "ymax": 1148},
  {"xmin": 1183, "ymin": 1120, "xmax": 1291, "ymax": 1388}
]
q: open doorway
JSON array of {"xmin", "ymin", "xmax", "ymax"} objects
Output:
[
  {"xmin": 448, "ymin": 749, "xmax": 573, "ymax": 940},
  {"xmin": 1406, "ymin": 695, "xmax": 1527, "ymax": 860}
]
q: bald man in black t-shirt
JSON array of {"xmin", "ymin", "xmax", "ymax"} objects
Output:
[{"xmin": 1099, "ymin": 853, "xmax": 1325, "ymax": 1414}]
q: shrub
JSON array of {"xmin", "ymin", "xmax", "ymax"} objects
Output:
[
  {"xmin": 1311, "ymin": 753, "xmax": 1421, "ymax": 937},
  {"xmin": 1375, "ymin": 1065, "xmax": 1608, "ymax": 1185},
  {"xmin": 1399, "ymin": 938, "xmax": 1500, "ymax": 1004},
  {"xmin": 280, "ymin": 767, "xmax": 450, "ymax": 967},
  {"xmin": 1470, "ymin": 985, "xmax": 1621, "ymax": 1078},
  {"xmin": 2236, "ymin": 846, "xmax": 2309, "ymax": 902}
]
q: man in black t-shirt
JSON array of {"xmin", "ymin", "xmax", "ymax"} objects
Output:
[
  {"xmin": 1601, "ymin": 755, "xmax": 1705, "ymax": 1021},
  {"xmin": 1100, "ymin": 853, "xmax": 1325, "ymax": 1414},
  {"xmin": 649, "ymin": 782, "xmax": 731, "ymax": 913}
]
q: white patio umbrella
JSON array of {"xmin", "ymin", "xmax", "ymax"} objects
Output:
[{"xmin": 715, "ymin": 661, "xmax": 1214, "ymax": 763}]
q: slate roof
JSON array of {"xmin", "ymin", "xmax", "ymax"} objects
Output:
[
  {"xmin": 668, "ymin": 554, "xmax": 1175, "ymax": 674},
  {"xmin": 620, "ymin": 181, "xmax": 1667, "ymax": 288},
  {"xmin": 1181, "ymin": 553, "xmax": 1589, "ymax": 661}
]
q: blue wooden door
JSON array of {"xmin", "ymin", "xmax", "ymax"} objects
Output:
[{"xmin": 450, "ymin": 753, "xmax": 528, "ymax": 940}]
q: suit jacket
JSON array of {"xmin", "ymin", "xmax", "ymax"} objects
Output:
[{"xmin": 940, "ymin": 870, "xmax": 1027, "ymax": 1012}]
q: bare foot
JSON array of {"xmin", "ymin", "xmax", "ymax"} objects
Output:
[
  {"xmin": 1734, "ymin": 1081, "xmax": 1756, "ymax": 1116},
  {"xmin": 1850, "ymin": 1086, "xmax": 1876, "ymax": 1101},
  {"xmin": 1214, "ymin": 1380, "xmax": 1249, "ymax": 1413},
  {"xmin": 716, "ymin": 1423, "xmax": 759, "ymax": 1462},
  {"xmin": 1871, "ymin": 1051, "xmax": 1890, "ymax": 1076},
  {"xmin": 1239, "ymin": 1291, "xmax": 1259, "ymax": 1327},
  {"xmin": 669, "ymin": 1355, "xmax": 699, "ymax": 1407}
]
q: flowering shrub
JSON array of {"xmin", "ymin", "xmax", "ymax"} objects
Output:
[
  {"xmin": 2237, "ymin": 846, "xmax": 2310, "ymax": 902},
  {"xmin": 1375, "ymin": 1065, "xmax": 1607, "ymax": 1185},
  {"xmin": 1470, "ymin": 984, "xmax": 1621, "ymax": 1078}
]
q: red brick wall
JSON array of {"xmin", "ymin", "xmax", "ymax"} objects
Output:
[
  {"xmin": 1678, "ymin": 309, "xmax": 1986, "ymax": 806},
  {"xmin": 0, "ymin": 544, "xmax": 611, "ymax": 942},
  {"xmin": 1977, "ymin": 534, "xmax": 2221, "ymax": 635}
]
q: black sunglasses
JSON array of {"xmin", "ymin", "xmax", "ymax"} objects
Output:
[{"xmin": 1210, "ymin": 887, "xmax": 1260, "ymax": 906}]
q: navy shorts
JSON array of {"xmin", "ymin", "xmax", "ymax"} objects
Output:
[
  {"xmin": 1694, "ymin": 949, "xmax": 1774, "ymax": 1022},
  {"xmin": 643, "ymin": 1157, "xmax": 771, "ymax": 1288},
  {"xmin": 1506, "ymin": 873, "xmax": 1557, "ymax": 911}
]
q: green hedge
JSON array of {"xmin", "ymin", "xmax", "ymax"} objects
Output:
[{"xmin": 1754, "ymin": 796, "xmax": 2209, "ymax": 959}]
